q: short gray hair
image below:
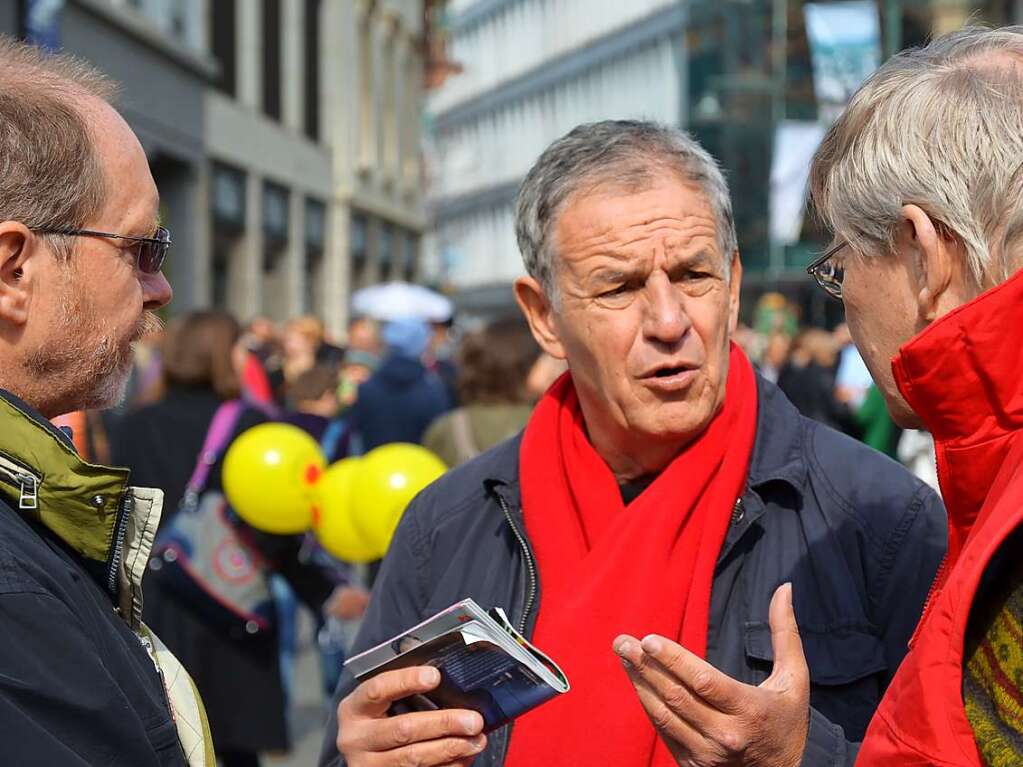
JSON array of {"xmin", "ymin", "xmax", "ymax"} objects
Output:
[
  {"xmin": 515, "ymin": 120, "xmax": 738, "ymax": 297},
  {"xmin": 810, "ymin": 26, "xmax": 1023, "ymax": 287},
  {"xmin": 0, "ymin": 37, "xmax": 117, "ymax": 259}
]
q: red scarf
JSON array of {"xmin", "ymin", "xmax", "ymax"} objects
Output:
[{"xmin": 505, "ymin": 344, "xmax": 758, "ymax": 767}]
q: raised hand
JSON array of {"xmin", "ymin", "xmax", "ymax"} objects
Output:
[{"xmin": 614, "ymin": 583, "xmax": 810, "ymax": 767}]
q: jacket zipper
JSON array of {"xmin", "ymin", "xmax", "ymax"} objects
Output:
[
  {"xmin": 908, "ymin": 441, "xmax": 950, "ymax": 650},
  {"xmin": 497, "ymin": 493, "xmax": 538, "ymax": 635},
  {"xmin": 107, "ymin": 491, "xmax": 134, "ymax": 597},
  {"xmin": 0, "ymin": 453, "xmax": 41, "ymax": 510},
  {"xmin": 492, "ymin": 492, "xmax": 538, "ymax": 767}
]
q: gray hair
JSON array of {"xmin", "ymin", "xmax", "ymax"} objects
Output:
[
  {"xmin": 515, "ymin": 120, "xmax": 738, "ymax": 298},
  {"xmin": 0, "ymin": 37, "xmax": 117, "ymax": 259},
  {"xmin": 810, "ymin": 26, "xmax": 1023, "ymax": 287}
]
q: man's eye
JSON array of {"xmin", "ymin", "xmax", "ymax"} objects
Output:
[
  {"xmin": 684, "ymin": 271, "xmax": 711, "ymax": 281},
  {"xmin": 600, "ymin": 284, "xmax": 631, "ymax": 297}
]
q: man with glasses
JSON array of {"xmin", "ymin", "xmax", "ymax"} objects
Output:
[
  {"xmin": 808, "ymin": 26, "xmax": 1023, "ymax": 766},
  {"xmin": 0, "ymin": 39, "xmax": 211, "ymax": 765}
]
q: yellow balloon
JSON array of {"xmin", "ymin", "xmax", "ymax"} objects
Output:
[
  {"xmin": 223, "ymin": 423, "xmax": 325, "ymax": 534},
  {"xmin": 351, "ymin": 444, "xmax": 447, "ymax": 557},
  {"xmin": 312, "ymin": 459, "xmax": 379, "ymax": 563}
]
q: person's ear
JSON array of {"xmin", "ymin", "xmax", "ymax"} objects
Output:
[
  {"xmin": 0, "ymin": 222, "xmax": 35, "ymax": 327},
  {"xmin": 514, "ymin": 276, "xmax": 566, "ymax": 360},
  {"xmin": 727, "ymin": 251, "xmax": 743, "ymax": 336},
  {"xmin": 899, "ymin": 204, "xmax": 965, "ymax": 322}
]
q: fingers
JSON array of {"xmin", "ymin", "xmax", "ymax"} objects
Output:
[
  {"xmin": 347, "ymin": 708, "xmax": 485, "ymax": 752},
  {"xmin": 617, "ymin": 633, "xmax": 745, "ymax": 715},
  {"xmin": 762, "ymin": 583, "xmax": 809, "ymax": 696},
  {"xmin": 366, "ymin": 734, "xmax": 487, "ymax": 766},
  {"xmin": 615, "ymin": 643, "xmax": 708, "ymax": 759},
  {"xmin": 344, "ymin": 667, "xmax": 443, "ymax": 719}
]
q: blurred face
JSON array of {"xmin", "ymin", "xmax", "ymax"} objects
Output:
[
  {"xmin": 517, "ymin": 174, "xmax": 741, "ymax": 470},
  {"xmin": 23, "ymin": 97, "xmax": 171, "ymax": 414}
]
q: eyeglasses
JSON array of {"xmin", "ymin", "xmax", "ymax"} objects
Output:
[
  {"xmin": 806, "ymin": 241, "xmax": 847, "ymax": 300},
  {"xmin": 32, "ymin": 226, "xmax": 171, "ymax": 274}
]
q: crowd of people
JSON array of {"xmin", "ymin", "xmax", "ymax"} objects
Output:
[{"xmin": 1, "ymin": 23, "xmax": 1023, "ymax": 767}]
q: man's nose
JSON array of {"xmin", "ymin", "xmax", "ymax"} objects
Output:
[
  {"xmin": 642, "ymin": 272, "xmax": 689, "ymax": 344},
  {"xmin": 142, "ymin": 271, "xmax": 173, "ymax": 310}
]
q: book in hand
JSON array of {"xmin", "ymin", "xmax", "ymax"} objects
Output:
[{"xmin": 344, "ymin": 598, "xmax": 570, "ymax": 732}]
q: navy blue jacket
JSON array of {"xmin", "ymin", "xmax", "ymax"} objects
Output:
[
  {"xmin": 320, "ymin": 378, "xmax": 947, "ymax": 766},
  {"xmin": 351, "ymin": 354, "xmax": 452, "ymax": 450}
]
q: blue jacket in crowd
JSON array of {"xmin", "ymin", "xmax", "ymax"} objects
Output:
[{"xmin": 350, "ymin": 353, "xmax": 452, "ymax": 451}]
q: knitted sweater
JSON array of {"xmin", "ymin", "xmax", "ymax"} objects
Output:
[{"xmin": 964, "ymin": 531, "xmax": 1023, "ymax": 766}]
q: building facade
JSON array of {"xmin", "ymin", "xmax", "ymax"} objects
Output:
[
  {"xmin": 424, "ymin": 0, "xmax": 686, "ymax": 313},
  {"xmin": 426, "ymin": 0, "xmax": 1022, "ymax": 319},
  {"xmin": 7, "ymin": 0, "xmax": 431, "ymax": 337}
]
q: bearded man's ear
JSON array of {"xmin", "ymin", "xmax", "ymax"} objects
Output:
[{"xmin": 0, "ymin": 223, "xmax": 36, "ymax": 327}]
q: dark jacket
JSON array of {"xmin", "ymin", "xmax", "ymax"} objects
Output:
[
  {"xmin": 351, "ymin": 354, "xmax": 452, "ymax": 450},
  {"xmin": 319, "ymin": 377, "xmax": 947, "ymax": 767},
  {"xmin": 0, "ymin": 390, "xmax": 212, "ymax": 766}
]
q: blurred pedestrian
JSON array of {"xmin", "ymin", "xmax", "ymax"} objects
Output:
[
  {"xmin": 757, "ymin": 330, "xmax": 792, "ymax": 384},
  {"xmin": 777, "ymin": 328, "xmax": 850, "ymax": 431},
  {"xmin": 808, "ymin": 26, "xmax": 1023, "ymax": 764},
  {"xmin": 424, "ymin": 316, "xmax": 540, "ymax": 466},
  {"xmin": 111, "ymin": 310, "xmax": 342, "ymax": 767},
  {"xmin": 350, "ymin": 317, "xmax": 453, "ymax": 451},
  {"xmin": 0, "ymin": 38, "xmax": 209, "ymax": 764},
  {"xmin": 112, "ymin": 311, "xmax": 262, "ymax": 521}
]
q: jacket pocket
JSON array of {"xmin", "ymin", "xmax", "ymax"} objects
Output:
[{"xmin": 744, "ymin": 622, "xmax": 886, "ymax": 741}]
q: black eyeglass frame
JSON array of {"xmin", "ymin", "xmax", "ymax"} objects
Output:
[
  {"xmin": 806, "ymin": 241, "xmax": 848, "ymax": 300},
  {"xmin": 32, "ymin": 226, "xmax": 171, "ymax": 274}
]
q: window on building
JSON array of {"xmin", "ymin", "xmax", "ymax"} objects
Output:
[
  {"xmin": 379, "ymin": 222, "xmax": 395, "ymax": 279},
  {"xmin": 351, "ymin": 212, "xmax": 369, "ymax": 286},
  {"xmin": 210, "ymin": 0, "xmax": 237, "ymax": 95},
  {"xmin": 402, "ymin": 230, "xmax": 419, "ymax": 281},
  {"xmin": 304, "ymin": 199, "xmax": 326, "ymax": 313},
  {"xmin": 304, "ymin": 0, "xmax": 322, "ymax": 140},
  {"xmin": 211, "ymin": 162, "xmax": 246, "ymax": 233},
  {"xmin": 262, "ymin": 0, "xmax": 283, "ymax": 121},
  {"xmin": 262, "ymin": 181, "xmax": 289, "ymax": 272}
]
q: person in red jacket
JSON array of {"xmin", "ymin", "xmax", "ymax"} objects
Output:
[{"xmin": 807, "ymin": 25, "xmax": 1023, "ymax": 765}]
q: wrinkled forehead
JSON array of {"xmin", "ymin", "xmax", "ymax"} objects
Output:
[{"xmin": 553, "ymin": 175, "xmax": 720, "ymax": 260}]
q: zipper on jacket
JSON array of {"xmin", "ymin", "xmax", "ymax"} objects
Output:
[
  {"xmin": 106, "ymin": 491, "xmax": 134, "ymax": 597},
  {"xmin": 0, "ymin": 453, "xmax": 41, "ymax": 510},
  {"xmin": 908, "ymin": 441, "xmax": 951, "ymax": 650},
  {"xmin": 496, "ymin": 493, "xmax": 538, "ymax": 635},
  {"xmin": 494, "ymin": 492, "xmax": 537, "ymax": 766}
]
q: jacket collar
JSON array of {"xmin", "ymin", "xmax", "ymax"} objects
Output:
[
  {"xmin": 893, "ymin": 267, "xmax": 1023, "ymax": 556},
  {"xmin": 487, "ymin": 374, "xmax": 805, "ymax": 507},
  {"xmin": 0, "ymin": 390, "xmax": 163, "ymax": 627}
]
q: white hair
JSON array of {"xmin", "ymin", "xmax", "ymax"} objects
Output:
[
  {"xmin": 515, "ymin": 120, "xmax": 738, "ymax": 299},
  {"xmin": 810, "ymin": 26, "xmax": 1023, "ymax": 287}
]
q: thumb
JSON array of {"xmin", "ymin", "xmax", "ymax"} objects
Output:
[{"xmin": 761, "ymin": 583, "xmax": 809, "ymax": 696}]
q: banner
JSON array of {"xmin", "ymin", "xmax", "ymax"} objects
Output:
[
  {"xmin": 23, "ymin": 0, "xmax": 64, "ymax": 51},
  {"xmin": 769, "ymin": 121, "xmax": 827, "ymax": 246},
  {"xmin": 804, "ymin": 1, "xmax": 881, "ymax": 123}
]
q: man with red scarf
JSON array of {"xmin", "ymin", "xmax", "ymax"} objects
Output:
[
  {"xmin": 807, "ymin": 26, "xmax": 1023, "ymax": 766},
  {"xmin": 320, "ymin": 121, "xmax": 945, "ymax": 767}
]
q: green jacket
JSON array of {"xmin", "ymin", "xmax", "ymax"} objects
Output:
[{"xmin": 0, "ymin": 390, "xmax": 214, "ymax": 766}]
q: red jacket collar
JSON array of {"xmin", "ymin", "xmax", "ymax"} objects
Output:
[{"xmin": 892, "ymin": 267, "xmax": 1023, "ymax": 557}]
